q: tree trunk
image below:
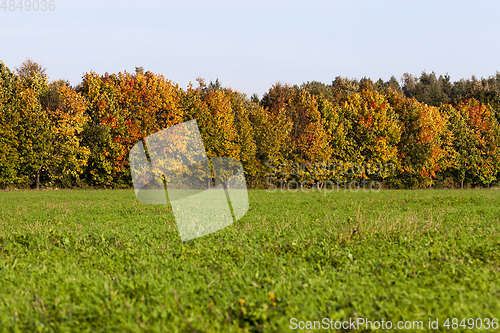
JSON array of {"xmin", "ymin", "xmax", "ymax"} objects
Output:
[{"xmin": 36, "ymin": 165, "xmax": 42, "ymax": 190}]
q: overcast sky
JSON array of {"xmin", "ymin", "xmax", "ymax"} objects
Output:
[{"xmin": 2, "ymin": 0, "xmax": 499, "ymax": 97}]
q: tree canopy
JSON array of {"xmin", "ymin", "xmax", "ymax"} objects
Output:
[{"xmin": 2, "ymin": 59, "xmax": 500, "ymax": 189}]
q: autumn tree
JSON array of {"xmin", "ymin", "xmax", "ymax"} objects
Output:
[
  {"xmin": 7, "ymin": 59, "xmax": 91, "ymax": 189},
  {"xmin": 40, "ymin": 83, "xmax": 91, "ymax": 187},
  {"xmin": 15, "ymin": 58, "xmax": 48, "ymax": 96},
  {"xmin": 12, "ymin": 59, "xmax": 53, "ymax": 188},
  {"xmin": 332, "ymin": 89, "xmax": 401, "ymax": 183},
  {"xmin": 259, "ymin": 84, "xmax": 333, "ymax": 188},
  {"xmin": 329, "ymin": 76, "xmax": 359, "ymax": 103},
  {"xmin": 301, "ymin": 81, "xmax": 335, "ymax": 101},
  {"xmin": 0, "ymin": 61, "xmax": 22, "ymax": 187},
  {"xmin": 252, "ymin": 84, "xmax": 294, "ymax": 187},
  {"xmin": 180, "ymin": 79, "xmax": 259, "ymax": 186},
  {"xmin": 78, "ymin": 70, "xmax": 184, "ymax": 187},
  {"xmin": 392, "ymin": 95, "xmax": 454, "ymax": 188},
  {"xmin": 446, "ymin": 99, "xmax": 500, "ymax": 186}
]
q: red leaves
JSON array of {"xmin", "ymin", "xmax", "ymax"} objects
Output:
[{"xmin": 358, "ymin": 115, "xmax": 374, "ymax": 129}]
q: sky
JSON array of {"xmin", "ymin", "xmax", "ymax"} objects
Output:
[{"xmin": 1, "ymin": 0, "xmax": 499, "ymax": 97}]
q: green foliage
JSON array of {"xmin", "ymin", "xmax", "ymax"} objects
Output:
[
  {"xmin": 300, "ymin": 80, "xmax": 335, "ymax": 101},
  {"xmin": 402, "ymin": 71, "xmax": 500, "ymax": 111},
  {"xmin": 402, "ymin": 71, "xmax": 451, "ymax": 106},
  {"xmin": 373, "ymin": 75, "xmax": 401, "ymax": 95},
  {"xmin": 1, "ymin": 61, "xmax": 89, "ymax": 189},
  {"xmin": 16, "ymin": 90, "xmax": 52, "ymax": 188},
  {"xmin": 0, "ymin": 61, "xmax": 22, "ymax": 186}
]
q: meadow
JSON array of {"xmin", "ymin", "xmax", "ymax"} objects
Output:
[{"xmin": 0, "ymin": 188, "xmax": 499, "ymax": 332}]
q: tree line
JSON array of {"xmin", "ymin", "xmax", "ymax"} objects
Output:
[{"xmin": 1, "ymin": 59, "xmax": 500, "ymax": 190}]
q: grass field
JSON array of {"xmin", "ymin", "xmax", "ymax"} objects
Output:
[{"xmin": 1, "ymin": 188, "xmax": 500, "ymax": 332}]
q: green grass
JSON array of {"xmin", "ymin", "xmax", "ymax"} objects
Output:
[{"xmin": 1, "ymin": 188, "xmax": 500, "ymax": 332}]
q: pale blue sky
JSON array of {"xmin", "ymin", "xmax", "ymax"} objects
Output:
[{"xmin": 1, "ymin": 0, "xmax": 499, "ymax": 97}]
